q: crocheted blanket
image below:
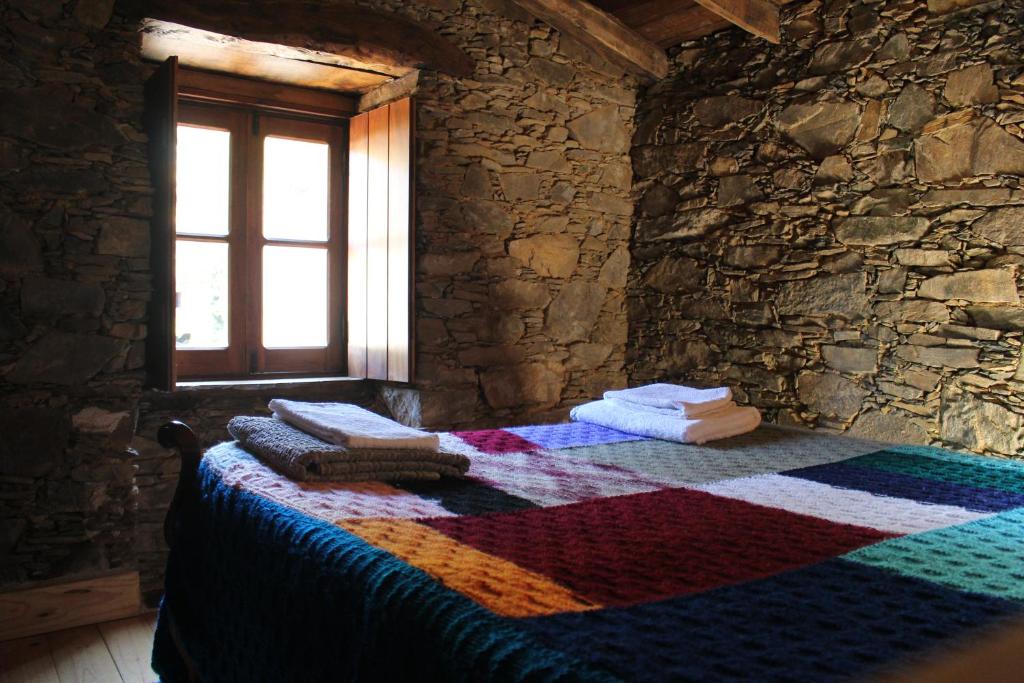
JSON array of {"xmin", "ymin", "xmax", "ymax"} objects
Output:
[{"xmin": 152, "ymin": 423, "xmax": 1024, "ymax": 682}]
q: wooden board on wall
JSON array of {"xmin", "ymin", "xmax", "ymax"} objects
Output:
[
  {"xmin": 365, "ymin": 106, "xmax": 391, "ymax": 380},
  {"xmin": 346, "ymin": 97, "xmax": 414, "ymax": 382},
  {"xmin": 0, "ymin": 572, "xmax": 141, "ymax": 642},
  {"xmin": 346, "ymin": 113, "xmax": 370, "ymax": 378},
  {"xmin": 386, "ymin": 98, "xmax": 412, "ymax": 383}
]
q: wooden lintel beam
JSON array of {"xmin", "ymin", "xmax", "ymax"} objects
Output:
[
  {"xmin": 510, "ymin": 0, "xmax": 669, "ymax": 81},
  {"xmin": 692, "ymin": 0, "xmax": 781, "ymax": 44},
  {"xmin": 124, "ymin": 0, "xmax": 474, "ymax": 78},
  {"xmin": 141, "ymin": 20, "xmax": 396, "ymax": 94}
]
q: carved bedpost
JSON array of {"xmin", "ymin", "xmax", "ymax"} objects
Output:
[{"xmin": 158, "ymin": 420, "xmax": 201, "ymax": 548}]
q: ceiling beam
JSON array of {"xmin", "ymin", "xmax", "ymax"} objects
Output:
[
  {"xmin": 510, "ymin": 0, "xmax": 669, "ymax": 80},
  {"xmin": 692, "ymin": 0, "xmax": 781, "ymax": 44}
]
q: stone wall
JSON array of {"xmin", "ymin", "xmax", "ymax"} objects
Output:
[
  {"xmin": 384, "ymin": 0, "xmax": 636, "ymax": 429},
  {"xmin": 0, "ymin": 0, "xmax": 151, "ymax": 587},
  {"xmin": 0, "ymin": 0, "xmax": 636, "ymax": 592},
  {"xmin": 628, "ymin": 0, "xmax": 1024, "ymax": 457}
]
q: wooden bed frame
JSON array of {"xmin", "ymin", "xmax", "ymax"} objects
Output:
[
  {"xmin": 158, "ymin": 421, "xmax": 202, "ymax": 550},
  {"xmin": 154, "ymin": 419, "xmax": 1024, "ymax": 683},
  {"xmin": 155, "ymin": 420, "xmax": 203, "ymax": 683}
]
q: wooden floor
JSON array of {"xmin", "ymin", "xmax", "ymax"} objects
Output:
[{"xmin": 0, "ymin": 613, "xmax": 158, "ymax": 683}]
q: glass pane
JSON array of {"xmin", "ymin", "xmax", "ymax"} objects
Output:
[
  {"xmin": 176, "ymin": 125, "xmax": 230, "ymax": 236},
  {"xmin": 263, "ymin": 136, "xmax": 329, "ymax": 241},
  {"xmin": 263, "ymin": 246, "xmax": 328, "ymax": 348},
  {"xmin": 175, "ymin": 240, "xmax": 229, "ymax": 349}
]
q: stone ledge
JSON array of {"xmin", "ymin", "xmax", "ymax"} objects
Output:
[{"xmin": 175, "ymin": 376, "xmax": 367, "ymax": 391}]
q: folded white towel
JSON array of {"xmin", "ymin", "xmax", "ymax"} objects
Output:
[
  {"xmin": 570, "ymin": 399, "xmax": 761, "ymax": 445},
  {"xmin": 269, "ymin": 400, "xmax": 440, "ymax": 451},
  {"xmin": 605, "ymin": 397, "xmax": 737, "ymax": 419},
  {"xmin": 604, "ymin": 383, "xmax": 733, "ymax": 417}
]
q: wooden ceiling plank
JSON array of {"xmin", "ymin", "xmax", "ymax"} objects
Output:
[
  {"xmin": 510, "ymin": 0, "xmax": 669, "ymax": 80},
  {"xmin": 691, "ymin": 0, "xmax": 781, "ymax": 43},
  {"xmin": 618, "ymin": 1, "xmax": 733, "ymax": 48},
  {"xmin": 609, "ymin": 0, "xmax": 695, "ymax": 28}
]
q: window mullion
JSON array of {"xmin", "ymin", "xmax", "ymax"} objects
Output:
[
  {"xmin": 246, "ymin": 109, "xmax": 264, "ymax": 375},
  {"xmin": 229, "ymin": 108, "xmax": 250, "ymax": 378}
]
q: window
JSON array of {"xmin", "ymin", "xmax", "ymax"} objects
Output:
[
  {"xmin": 173, "ymin": 104, "xmax": 345, "ymax": 379},
  {"xmin": 145, "ymin": 59, "xmax": 413, "ymax": 387}
]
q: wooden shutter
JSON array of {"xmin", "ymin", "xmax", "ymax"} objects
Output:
[
  {"xmin": 144, "ymin": 57, "xmax": 179, "ymax": 390},
  {"xmin": 346, "ymin": 97, "xmax": 414, "ymax": 382}
]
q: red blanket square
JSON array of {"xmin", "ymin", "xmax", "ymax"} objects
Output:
[{"xmin": 426, "ymin": 487, "xmax": 896, "ymax": 607}]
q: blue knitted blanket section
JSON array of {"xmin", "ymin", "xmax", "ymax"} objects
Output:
[{"xmin": 152, "ymin": 459, "xmax": 613, "ymax": 682}]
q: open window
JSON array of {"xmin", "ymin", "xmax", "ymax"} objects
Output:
[{"xmin": 145, "ymin": 59, "xmax": 413, "ymax": 387}]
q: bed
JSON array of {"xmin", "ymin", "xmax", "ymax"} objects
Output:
[{"xmin": 151, "ymin": 419, "xmax": 1024, "ymax": 682}]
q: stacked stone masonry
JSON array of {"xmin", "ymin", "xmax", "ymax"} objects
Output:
[
  {"xmin": 628, "ymin": 0, "xmax": 1024, "ymax": 457},
  {"xmin": 394, "ymin": 0, "xmax": 637, "ymax": 429},
  {"xmin": 0, "ymin": 0, "xmax": 636, "ymax": 595}
]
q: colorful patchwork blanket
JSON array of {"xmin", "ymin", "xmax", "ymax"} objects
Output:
[{"xmin": 152, "ymin": 423, "xmax": 1024, "ymax": 682}]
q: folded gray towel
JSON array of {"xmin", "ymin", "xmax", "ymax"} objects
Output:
[{"xmin": 227, "ymin": 416, "xmax": 470, "ymax": 482}]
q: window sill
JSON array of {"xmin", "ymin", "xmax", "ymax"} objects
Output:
[
  {"xmin": 141, "ymin": 375, "xmax": 378, "ymax": 413},
  {"xmin": 175, "ymin": 376, "xmax": 366, "ymax": 392}
]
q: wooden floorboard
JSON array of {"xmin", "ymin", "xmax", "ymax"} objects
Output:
[
  {"xmin": 0, "ymin": 614, "xmax": 157, "ymax": 683},
  {"xmin": 0, "ymin": 634, "xmax": 61, "ymax": 683},
  {"xmin": 47, "ymin": 625, "xmax": 123, "ymax": 683},
  {"xmin": 98, "ymin": 615, "xmax": 158, "ymax": 683}
]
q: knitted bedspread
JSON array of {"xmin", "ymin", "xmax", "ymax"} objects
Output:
[{"xmin": 152, "ymin": 423, "xmax": 1024, "ymax": 682}]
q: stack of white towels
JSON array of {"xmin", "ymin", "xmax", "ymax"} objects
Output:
[{"xmin": 570, "ymin": 383, "xmax": 761, "ymax": 444}]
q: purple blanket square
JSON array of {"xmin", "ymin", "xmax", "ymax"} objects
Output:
[{"xmin": 505, "ymin": 422, "xmax": 647, "ymax": 450}]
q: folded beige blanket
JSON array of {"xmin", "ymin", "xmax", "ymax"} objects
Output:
[{"xmin": 227, "ymin": 416, "xmax": 469, "ymax": 482}]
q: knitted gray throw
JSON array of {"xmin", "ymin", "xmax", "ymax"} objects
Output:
[{"xmin": 227, "ymin": 416, "xmax": 470, "ymax": 482}]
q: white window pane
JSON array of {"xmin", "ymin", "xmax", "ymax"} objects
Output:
[
  {"xmin": 176, "ymin": 125, "xmax": 230, "ymax": 236},
  {"xmin": 175, "ymin": 240, "xmax": 229, "ymax": 348},
  {"xmin": 263, "ymin": 246, "xmax": 328, "ymax": 348},
  {"xmin": 263, "ymin": 136, "xmax": 329, "ymax": 242}
]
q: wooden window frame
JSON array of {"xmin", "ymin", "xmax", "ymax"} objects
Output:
[
  {"xmin": 173, "ymin": 75, "xmax": 350, "ymax": 383},
  {"xmin": 173, "ymin": 104, "xmax": 248, "ymax": 379},
  {"xmin": 252, "ymin": 115, "xmax": 346, "ymax": 377}
]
